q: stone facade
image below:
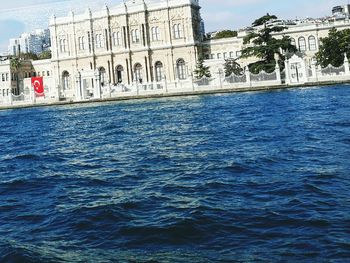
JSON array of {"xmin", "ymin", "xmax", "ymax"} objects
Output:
[
  {"xmin": 203, "ymin": 18, "xmax": 350, "ymax": 70},
  {"xmin": 49, "ymin": 0, "xmax": 203, "ymax": 100}
]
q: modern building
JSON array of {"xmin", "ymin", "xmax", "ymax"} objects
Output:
[
  {"xmin": 8, "ymin": 29, "xmax": 51, "ymax": 56},
  {"xmin": 49, "ymin": 0, "xmax": 203, "ymax": 99},
  {"xmin": 332, "ymin": 5, "xmax": 350, "ymax": 17}
]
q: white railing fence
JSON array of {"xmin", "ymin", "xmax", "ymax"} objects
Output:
[{"xmin": 2, "ymin": 58, "xmax": 350, "ymax": 107}]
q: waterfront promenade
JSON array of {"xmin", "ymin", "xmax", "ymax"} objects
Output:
[
  {"xmin": 1, "ymin": 79, "xmax": 349, "ymax": 111},
  {"xmin": 2, "ymin": 54, "xmax": 350, "ymax": 110}
]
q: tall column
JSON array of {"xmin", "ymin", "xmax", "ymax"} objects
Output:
[
  {"xmin": 245, "ymin": 66, "xmax": 251, "ymax": 87},
  {"xmin": 275, "ymin": 60, "xmax": 281, "ymax": 83},
  {"xmin": 344, "ymin": 53, "xmax": 350, "ymax": 75},
  {"xmin": 94, "ymin": 70, "xmax": 102, "ymax": 99},
  {"xmin": 311, "ymin": 60, "xmax": 317, "ymax": 82},
  {"xmin": 8, "ymin": 92, "xmax": 13, "ymax": 105},
  {"xmin": 284, "ymin": 59, "xmax": 291, "ymax": 85},
  {"xmin": 75, "ymin": 71, "xmax": 82, "ymax": 101}
]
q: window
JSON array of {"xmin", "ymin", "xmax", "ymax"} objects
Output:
[
  {"xmin": 95, "ymin": 34, "xmax": 104, "ymax": 48},
  {"xmin": 151, "ymin": 27, "xmax": 161, "ymax": 41},
  {"xmin": 173, "ymin": 24, "xmax": 183, "ymax": 39},
  {"xmin": 131, "ymin": 29, "xmax": 140, "ymax": 43},
  {"xmin": 298, "ymin": 37, "xmax": 306, "ymax": 52},
  {"xmin": 78, "ymin": 37, "xmax": 85, "ymax": 50},
  {"xmin": 99, "ymin": 67, "xmax": 107, "ymax": 86},
  {"xmin": 217, "ymin": 53, "xmax": 222, "ymax": 59},
  {"xmin": 47, "ymin": 71, "xmax": 50, "ymax": 76},
  {"xmin": 134, "ymin": 63, "xmax": 143, "ymax": 82},
  {"xmin": 62, "ymin": 71, "xmax": 70, "ymax": 90},
  {"xmin": 115, "ymin": 65, "xmax": 124, "ymax": 83},
  {"xmin": 224, "ymin": 52, "xmax": 228, "ymax": 59},
  {"xmin": 308, "ymin": 36, "xmax": 317, "ymax": 51},
  {"xmin": 155, "ymin": 61, "xmax": 163, "ymax": 82},
  {"xmin": 230, "ymin": 52, "xmax": 234, "ymax": 58},
  {"xmin": 112, "ymin": 32, "xmax": 121, "ymax": 46},
  {"xmin": 210, "ymin": 54, "xmax": 214, "ymax": 59},
  {"xmin": 236, "ymin": 51, "xmax": 242, "ymax": 57},
  {"xmin": 60, "ymin": 39, "xmax": 67, "ymax": 53},
  {"xmin": 176, "ymin": 59, "xmax": 186, "ymax": 80}
]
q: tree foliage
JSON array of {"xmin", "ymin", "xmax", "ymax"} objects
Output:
[
  {"xmin": 12, "ymin": 51, "xmax": 52, "ymax": 61},
  {"xmin": 38, "ymin": 50, "xmax": 52, "ymax": 60},
  {"xmin": 18, "ymin": 52, "xmax": 38, "ymax": 60},
  {"xmin": 10, "ymin": 57, "xmax": 21, "ymax": 93},
  {"xmin": 241, "ymin": 13, "xmax": 297, "ymax": 73},
  {"xmin": 10, "ymin": 57, "xmax": 21, "ymax": 71},
  {"xmin": 316, "ymin": 28, "xmax": 350, "ymax": 67},
  {"xmin": 224, "ymin": 58, "xmax": 243, "ymax": 77},
  {"xmin": 194, "ymin": 58, "xmax": 211, "ymax": 79},
  {"xmin": 213, "ymin": 30, "xmax": 238, "ymax": 39}
]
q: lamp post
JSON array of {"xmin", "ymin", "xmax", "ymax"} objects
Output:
[
  {"xmin": 218, "ymin": 69, "xmax": 223, "ymax": 89},
  {"xmin": 75, "ymin": 71, "xmax": 82, "ymax": 101}
]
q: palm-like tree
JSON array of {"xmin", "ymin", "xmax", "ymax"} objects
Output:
[{"xmin": 10, "ymin": 57, "xmax": 21, "ymax": 95}]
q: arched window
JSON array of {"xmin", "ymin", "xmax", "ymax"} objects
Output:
[
  {"xmin": 131, "ymin": 29, "xmax": 140, "ymax": 43},
  {"xmin": 151, "ymin": 27, "xmax": 161, "ymax": 41},
  {"xmin": 78, "ymin": 37, "xmax": 85, "ymax": 50},
  {"xmin": 173, "ymin": 24, "xmax": 182, "ymax": 39},
  {"xmin": 60, "ymin": 39, "xmax": 67, "ymax": 53},
  {"xmin": 62, "ymin": 71, "xmax": 70, "ymax": 90},
  {"xmin": 176, "ymin": 59, "xmax": 186, "ymax": 80},
  {"xmin": 298, "ymin": 37, "xmax": 306, "ymax": 52},
  {"xmin": 115, "ymin": 65, "xmax": 124, "ymax": 83},
  {"xmin": 134, "ymin": 63, "xmax": 143, "ymax": 83},
  {"xmin": 112, "ymin": 32, "xmax": 121, "ymax": 46},
  {"xmin": 99, "ymin": 67, "xmax": 107, "ymax": 86},
  {"xmin": 308, "ymin": 35, "xmax": 317, "ymax": 51},
  {"xmin": 155, "ymin": 61, "xmax": 163, "ymax": 82},
  {"xmin": 95, "ymin": 34, "xmax": 104, "ymax": 48}
]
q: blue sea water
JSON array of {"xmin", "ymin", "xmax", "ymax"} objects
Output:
[{"xmin": 0, "ymin": 85, "xmax": 350, "ymax": 262}]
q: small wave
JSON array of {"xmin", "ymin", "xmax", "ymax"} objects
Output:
[
  {"xmin": 224, "ymin": 163, "xmax": 253, "ymax": 174},
  {"xmin": 303, "ymin": 183, "xmax": 331, "ymax": 196},
  {"xmin": 11, "ymin": 154, "xmax": 41, "ymax": 161}
]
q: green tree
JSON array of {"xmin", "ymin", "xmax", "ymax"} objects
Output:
[
  {"xmin": 316, "ymin": 28, "xmax": 350, "ymax": 67},
  {"xmin": 213, "ymin": 30, "xmax": 238, "ymax": 39},
  {"xmin": 241, "ymin": 13, "xmax": 297, "ymax": 73},
  {"xmin": 224, "ymin": 58, "xmax": 243, "ymax": 77},
  {"xmin": 18, "ymin": 52, "xmax": 38, "ymax": 60},
  {"xmin": 38, "ymin": 50, "xmax": 52, "ymax": 60},
  {"xmin": 194, "ymin": 58, "xmax": 211, "ymax": 79},
  {"xmin": 10, "ymin": 57, "xmax": 22, "ymax": 95}
]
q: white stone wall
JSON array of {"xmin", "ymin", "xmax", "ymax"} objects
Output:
[
  {"xmin": 204, "ymin": 19, "xmax": 350, "ymax": 68},
  {"xmin": 0, "ymin": 61, "xmax": 12, "ymax": 98},
  {"xmin": 49, "ymin": 0, "xmax": 202, "ymax": 100}
]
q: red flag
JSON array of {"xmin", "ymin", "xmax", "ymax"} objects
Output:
[{"xmin": 31, "ymin": 77, "xmax": 44, "ymax": 96}]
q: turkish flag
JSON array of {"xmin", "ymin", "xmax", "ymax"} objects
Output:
[{"xmin": 31, "ymin": 77, "xmax": 44, "ymax": 96}]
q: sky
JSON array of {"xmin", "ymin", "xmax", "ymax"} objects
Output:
[{"xmin": 0, "ymin": 0, "xmax": 349, "ymax": 53}]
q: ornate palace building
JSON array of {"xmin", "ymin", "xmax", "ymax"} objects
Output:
[{"xmin": 49, "ymin": 0, "xmax": 203, "ymax": 99}]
